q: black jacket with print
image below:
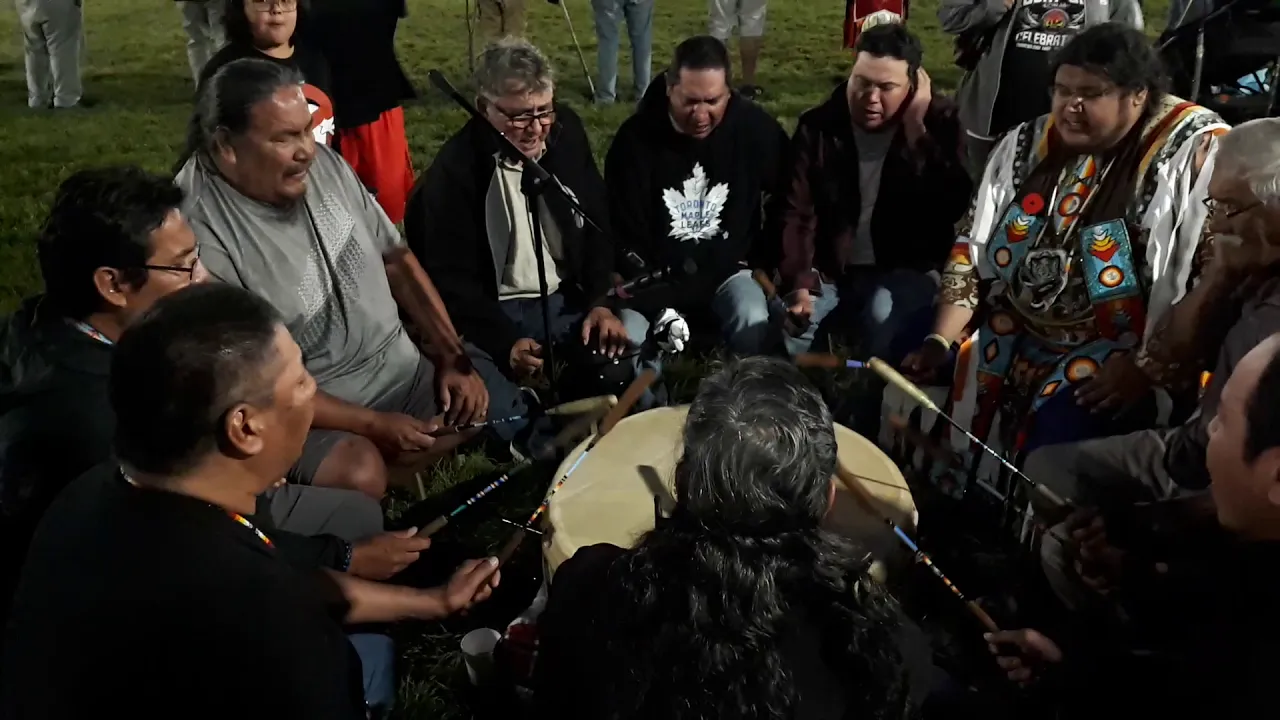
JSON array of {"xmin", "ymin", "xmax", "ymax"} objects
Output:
[
  {"xmin": 404, "ymin": 104, "xmax": 615, "ymax": 372},
  {"xmin": 605, "ymin": 78, "xmax": 790, "ymax": 293}
]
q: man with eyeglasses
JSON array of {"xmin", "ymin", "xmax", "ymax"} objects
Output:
[
  {"xmin": 406, "ymin": 38, "xmax": 655, "ymax": 396},
  {"xmin": 1021, "ymin": 117, "xmax": 1280, "ymax": 615},
  {"xmin": 893, "ymin": 24, "xmax": 1228, "ymax": 502}
]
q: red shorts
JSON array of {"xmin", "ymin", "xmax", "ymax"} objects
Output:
[{"xmin": 337, "ymin": 107, "xmax": 415, "ymax": 225}]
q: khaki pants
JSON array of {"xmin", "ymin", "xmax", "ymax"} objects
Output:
[
  {"xmin": 15, "ymin": 0, "xmax": 83, "ymax": 108},
  {"xmin": 476, "ymin": 0, "xmax": 527, "ymax": 44},
  {"xmin": 179, "ymin": 0, "xmax": 226, "ymax": 84}
]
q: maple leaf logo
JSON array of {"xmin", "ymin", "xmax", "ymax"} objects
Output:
[{"xmin": 663, "ymin": 163, "xmax": 729, "ymax": 243}]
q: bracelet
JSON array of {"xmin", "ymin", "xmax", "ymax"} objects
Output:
[
  {"xmin": 340, "ymin": 541, "xmax": 354, "ymax": 572},
  {"xmin": 925, "ymin": 333, "xmax": 950, "ymax": 349}
]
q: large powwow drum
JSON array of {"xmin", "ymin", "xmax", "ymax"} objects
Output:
[{"xmin": 542, "ymin": 406, "xmax": 918, "ymax": 585}]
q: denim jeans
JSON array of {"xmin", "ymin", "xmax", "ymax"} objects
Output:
[
  {"xmin": 348, "ymin": 633, "xmax": 396, "ymax": 716},
  {"xmin": 590, "ymin": 0, "xmax": 654, "ymax": 103},
  {"xmin": 704, "ymin": 269, "xmax": 775, "ymax": 355},
  {"xmin": 783, "ymin": 268, "xmax": 938, "ymax": 366},
  {"xmin": 500, "ymin": 291, "xmax": 661, "ymax": 408}
]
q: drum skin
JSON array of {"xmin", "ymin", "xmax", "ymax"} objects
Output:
[{"xmin": 542, "ymin": 406, "xmax": 918, "ymax": 584}]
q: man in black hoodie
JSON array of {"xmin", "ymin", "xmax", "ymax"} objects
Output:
[
  {"xmin": 407, "ymin": 38, "xmax": 657, "ymax": 395},
  {"xmin": 606, "ymin": 35, "xmax": 789, "ymax": 356},
  {"xmin": 0, "ymin": 168, "xmax": 425, "ymax": 626}
]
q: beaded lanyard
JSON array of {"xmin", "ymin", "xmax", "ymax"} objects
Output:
[
  {"xmin": 67, "ymin": 319, "xmax": 113, "ymax": 346},
  {"xmin": 121, "ymin": 470, "xmax": 275, "ymax": 549}
]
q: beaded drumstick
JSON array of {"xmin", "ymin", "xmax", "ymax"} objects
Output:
[
  {"xmin": 834, "ymin": 464, "xmax": 1001, "ymax": 634},
  {"xmin": 415, "ymin": 408, "xmax": 607, "ymax": 538},
  {"xmin": 495, "ymin": 369, "xmax": 660, "ymax": 566}
]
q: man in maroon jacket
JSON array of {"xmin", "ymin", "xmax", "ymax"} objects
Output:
[{"xmin": 777, "ymin": 23, "xmax": 971, "ymax": 366}]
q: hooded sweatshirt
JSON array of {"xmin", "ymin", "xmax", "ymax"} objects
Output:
[{"xmin": 605, "ymin": 78, "xmax": 790, "ymax": 294}]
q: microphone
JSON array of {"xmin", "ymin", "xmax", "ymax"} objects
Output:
[{"xmin": 608, "ymin": 258, "xmax": 698, "ymax": 299}]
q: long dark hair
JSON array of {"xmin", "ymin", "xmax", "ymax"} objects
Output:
[
  {"xmin": 599, "ymin": 358, "xmax": 912, "ymax": 719},
  {"xmin": 174, "ymin": 58, "xmax": 303, "ymax": 174}
]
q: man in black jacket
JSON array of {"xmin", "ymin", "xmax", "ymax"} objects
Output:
[
  {"xmin": 605, "ymin": 35, "xmax": 790, "ymax": 356},
  {"xmin": 777, "ymin": 23, "xmax": 971, "ymax": 365},
  {"xmin": 406, "ymin": 38, "xmax": 656, "ymax": 390},
  {"xmin": 0, "ymin": 168, "xmax": 425, "ymax": 627}
]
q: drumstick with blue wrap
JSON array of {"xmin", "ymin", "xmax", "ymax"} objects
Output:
[
  {"xmin": 797, "ymin": 352, "xmax": 1071, "ymax": 510},
  {"xmin": 428, "ymin": 394, "xmax": 619, "ymax": 437},
  {"xmin": 834, "ymin": 463, "xmax": 1001, "ymax": 634},
  {"xmin": 495, "ymin": 368, "xmax": 660, "ymax": 566},
  {"xmin": 414, "ymin": 407, "xmax": 610, "ymax": 539}
]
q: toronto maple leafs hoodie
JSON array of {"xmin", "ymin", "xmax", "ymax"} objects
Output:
[{"xmin": 604, "ymin": 78, "xmax": 790, "ymax": 293}]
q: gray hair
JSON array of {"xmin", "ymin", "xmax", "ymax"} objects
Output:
[
  {"xmin": 473, "ymin": 37, "xmax": 555, "ymax": 101},
  {"xmin": 1216, "ymin": 118, "xmax": 1280, "ymax": 207},
  {"xmin": 178, "ymin": 58, "xmax": 304, "ymax": 169}
]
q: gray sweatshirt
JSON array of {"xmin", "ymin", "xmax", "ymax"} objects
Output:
[{"xmin": 939, "ymin": 0, "xmax": 1144, "ymax": 140}]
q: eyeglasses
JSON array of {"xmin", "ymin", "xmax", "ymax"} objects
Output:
[
  {"xmin": 1203, "ymin": 196, "xmax": 1262, "ymax": 219},
  {"xmin": 1049, "ymin": 84, "xmax": 1116, "ymax": 106},
  {"xmin": 248, "ymin": 0, "xmax": 297, "ymax": 12},
  {"xmin": 141, "ymin": 249, "xmax": 203, "ymax": 277},
  {"xmin": 491, "ymin": 105, "xmax": 556, "ymax": 130}
]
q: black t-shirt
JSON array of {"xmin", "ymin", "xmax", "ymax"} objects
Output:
[
  {"xmin": 0, "ymin": 464, "xmax": 366, "ymax": 719},
  {"xmin": 306, "ymin": 0, "xmax": 416, "ymax": 130},
  {"xmin": 990, "ymin": 0, "xmax": 1088, "ymax": 135},
  {"xmin": 198, "ymin": 42, "xmax": 337, "ymax": 147}
]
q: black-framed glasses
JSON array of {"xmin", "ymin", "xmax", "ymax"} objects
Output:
[
  {"xmin": 1203, "ymin": 196, "xmax": 1262, "ymax": 219},
  {"xmin": 140, "ymin": 248, "xmax": 203, "ymax": 277},
  {"xmin": 491, "ymin": 105, "xmax": 556, "ymax": 130}
]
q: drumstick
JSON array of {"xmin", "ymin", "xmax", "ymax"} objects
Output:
[
  {"xmin": 864, "ymin": 356, "xmax": 1071, "ymax": 510},
  {"xmin": 495, "ymin": 369, "xmax": 660, "ymax": 566},
  {"xmin": 795, "ymin": 353, "xmax": 867, "ymax": 370},
  {"xmin": 415, "ymin": 408, "xmax": 608, "ymax": 538},
  {"xmin": 428, "ymin": 395, "xmax": 620, "ymax": 436},
  {"xmin": 834, "ymin": 463, "xmax": 1001, "ymax": 634}
]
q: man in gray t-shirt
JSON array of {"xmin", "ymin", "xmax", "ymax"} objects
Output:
[{"xmin": 177, "ymin": 58, "xmax": 531, "ymax": 499}]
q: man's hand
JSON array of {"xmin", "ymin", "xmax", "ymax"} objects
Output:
[
  {"xmin": 1064, "ymin": 510, "xmax": 1125, "ymax": 594},
  {"xmin": 509, "ymin": 338, "xmax": 544, "ymax": 376},
  {"xmin": 986, "ymin": 629, "xmax": 1063, "ymax": 686},
  {"xmin": 348, "ymin": 529, "xmax": 432, "ymax": 580},
  {"xmin": 903, "ymin": 68, "xmax": 932, "ymax": 150},
  {"xmin": 367, "ymin": 412, "xmax": 437, "ymax": 454},
  {"xmin": 901, "ymin": 339, "xmax": 949, "ymax": 382},
  {"xmin": 433, "ymin": 557, "xmax": 501, "ymax": 615},
  {"xmin": 782, "ymin": 289, "xmax": 814, "ymax": 336},
  {"xmin": 581, "ymin": 307, "xmax": 629, "ymax": 358},
  {"xmin": 1074, "ymin": 353, "xmax": 1151, "ymax": 413},
  {"xmin": 435, "ymin": 354, "xmax": 489, "ymax": 426}
]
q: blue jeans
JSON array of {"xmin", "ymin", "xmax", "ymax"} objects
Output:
[
  {"xmin": 783, "ymin": 268, "xmax": 938, "ymax": 366},
  {"xmin": 590, "ymin": 0, "xmax": 654, "ymax": 103},
  {"xmin": 348, "ymin": 633, "xmax": 395, "ymax": 716},
  {"xmin": 500, "ymin": 291, "xmax": 661, "ymax": 407},
  {"xmin": 709, "ymin": 269, "xmax": 776, "ymax": 355}
]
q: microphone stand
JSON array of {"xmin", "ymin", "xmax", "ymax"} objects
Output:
[{"xmin": 428, "ymin": 70, "xmax": 608, "ymax": 404}]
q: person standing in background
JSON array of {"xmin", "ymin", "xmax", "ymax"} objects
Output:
[
  {"xmin": 590, "ymin": 0, "xmax": 654, "ymax": 104},
  {"xmin": 477, "ymin": 0, "xmax": 526, "ymax": 44},
  {"xmin": 14, "ymin": 0, "xmax": 83, "ymax": 109},
  {"xmin": 938, "ymin": 0, "xmax": 1142, "ymax": 177},
  {"xmin": 708, "ymin": 0, "xmax": 766, "ymax": 99},
  {"xmin": 177, "ymin": 0, "xmax": 227, "ymax": 84},
  {"xmin": 307, "ymin": 0, "xmax": 417, "ymax": 225}
]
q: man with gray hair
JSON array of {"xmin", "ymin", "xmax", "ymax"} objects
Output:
[
  {"xmin": 1025, "ymin": 117, "xmax": 1280, "ymax": 612},
  {"xmin": 176, "ymin": 58, "xmax": 539, "ymax": 501},
  {"xmin": 406, "ymin": 38, "xmax": 656, "ymax": 399}
]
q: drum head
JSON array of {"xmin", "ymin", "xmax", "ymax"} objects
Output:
[{"xmin": 543, "ymin": 406, "xmax": 917, "ymax": 579}]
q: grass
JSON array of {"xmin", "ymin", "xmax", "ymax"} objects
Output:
[{"xmin": 0, "ymin": 0, "xmax": 1171, "ymax": 717}]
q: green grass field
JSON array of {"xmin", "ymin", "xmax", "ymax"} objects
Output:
[{"xmin": 0, "ymin": 0, "xmax": 1170, "ymax": 716}]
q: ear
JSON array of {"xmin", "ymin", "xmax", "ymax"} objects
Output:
[
  {"xmin": 92, "ymin": 267, "xmax": 131, "ymax": 310},
  {"xmin": 1133, "ymin": 89, "xmax": 1149, "ymax": 110},
  {"xmin": 223, "ymin": 403, "xmax": 267, "ymax": 458},
  {"xmin": 212, "ymin": 128, "xmax": 237, "ymax": 167}
]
